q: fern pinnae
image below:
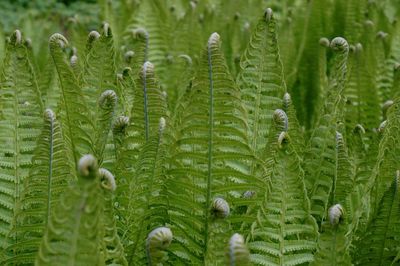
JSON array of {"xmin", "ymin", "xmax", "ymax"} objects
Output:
[
  {"xmin": 99, "ymin": 168, "xmax": 128, "ymax": 266},
  {"xmin": 0, "ymin": 29, "xmax": 43, "ymax": 248},
  {"xmin": 49, "ymin": 33, "xmax": 93, "ymax": 166},
  {"xmin": 2, "ymin": 109, "xmax": 72, "ymax": 264},
  {"xmin": 93, "ymin": 89, "xmax": 117, "ymax": 164},
  {"xmin": 36, "ymin": 154, "xmax": 103, "ymax": 265}
]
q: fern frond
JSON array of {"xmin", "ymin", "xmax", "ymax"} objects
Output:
[
  {"xmin": 312, "ymin": 204, "xmax": 351, "ymax": 266},
  {"xmin": 118, "ymin": 117, "xmax": 168, "ymax": 264},
  {"xmin": 93, "ymin": 90, "xmax": 117, "ymax": 164},
  {"xmin": 118, "ymin": 61, "xmax": 167, "ymax": 169},
  {"xmin": 99, "ymin": 168, "xmax": 128, "ymax": 266},
  {"xmin": 248, "ymin": 109, "xmax": 318, "ymax": 266},
  {"xmin": 49, "ymin": 33, "xmax": 94, "ymax": 166},
  {"xmin": 167, "ymin": 33, "xmax": 259, "ymax": 264},
  {"xmin": 305, "ymin": 37, "xmax": 349, "ymax": 222},
  {"xmin": 2, "ymin": 109, "xmax": 73, "ymax": 264},
  {"xmin": 237, "ymin": 8, "xmax": 286, "ymax": 157},
  {"xmin": 0, "ymin": 30, "xmax": 43, "ymax": 247},
  {"xmin": 83, "ymin": 23, "xmax": 117, "ymax": 112},
  {"xmin": 354, "ymin": 174, "xmax": 400, "ymax": 265},
  {"xmin": 36, "ymin": 154, "xmax": 103, "ymax": 265}
]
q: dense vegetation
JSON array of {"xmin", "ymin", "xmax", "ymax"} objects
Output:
[{"xmin": 0, "ymin": 0, "xmax": 400, "ymax": 265}]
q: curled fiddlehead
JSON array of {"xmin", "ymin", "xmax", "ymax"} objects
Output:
[
  {"xmin": 227, "ymin": 233, "xmax": 250, "ymax": 266},
  {"xmin": 319, "ymin": 37, "xmax": 330, "ymax": 47},
  {"xmin": 329, "ymin": 204, "xmax": 344, "ymax": 226},
  {"xmin": 99, "ymin": 168, "xmax": 116, "ymax": 191},
  {"xmin": 382, "ymin": 100, "xmax": 394, "ymax": 120},
  {"xmin": 78, "ymin": 154, "xmax": 98, "ymax": 178},
  {"xmin": 146, "ymin": 227, "xmax": 173, "ymax": 265},
  {"xmin": 212, "ymin": 197, "xmax": 230, "ymax": 218},
  {"xmin": 49, "ymin": 33, "xmax": 68, "ymax": 50}
]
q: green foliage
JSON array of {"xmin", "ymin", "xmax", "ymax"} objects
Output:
[{"xmin": 0, "ymin": 0, "xmax": 400, "ymax": 265}]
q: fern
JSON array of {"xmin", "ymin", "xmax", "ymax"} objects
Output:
[
  {"xmin": 237, "ymin": 8, "xmax": 286, "ymax": 157},
  {"xmin": 117, "ymin": 118, "xmax": 168, "ymax": 264},
  {"xmin": 305, "ymin": 37, "xmax": 350, "ymax": 222},
  {"xmin": 2, "ymin": 109, "xmax": 73, "ymax": 264},
  {"xmin": 49, "ymin": 33, "xmax": 94, "ymax": 166},
  {"xmin": 248, "ymin": 109, "xmax": 318, "ymax": 266},
  {"xmin": 36, "ymin": 154, "xmax": 103, "ymax": 265},
  {"xmin": 354, "ymin": 174, "xmax": 400, "ymax": 265},
  {"xmin": 0, "ymin": 30, "xmax": 43, "ymax": 247},
  {"xmin": 166, "ymin": 32, "xmax": 256, "ymax": 264}
]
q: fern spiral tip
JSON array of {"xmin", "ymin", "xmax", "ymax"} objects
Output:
[
  {"xmin": 99, "ymin": 90, "xmax": 117, "ymax": 109},
  {"xmin": 319, "ymin": 37, "xmax": 330, "ymax": 47},
  {"xmin": 354, "ymin": 124, "xmax": 366, "ymax": 134},
  {"xmin": 376, "ymin": 31, "xmax": 388, "ymax": 39},
  {"xmin": 70, "ymin": 55, "xmax": 78, "ymax": 67},
  {"xmin": 228, "ymin": 233, "xmax": 250, "ymax": 265},
  {"xmin": 382, "ymin": 100, "xmax": 394, "ymax": 119},
  {"xmin": 243, "ymin": 190, "xmax": 255, "ymax": 198},
  {"xmin": 283, "ymin": 93, "xmax": 292, "ymax": 111},
  {"xmin": 102, "ymin": 22, "xmax": 111, "ymax": 37},
  {"xmin": 143, "ymin": 61, "xmax": 155, "ymax": 74},
  {"xmin": 147, "ymin": 227, "xmax": 173, "ymax": 249},
  {"xmin": 11, "ymin": 29, "xmax": 22, "ymax": 45},
  {"xmin": 78, "ymin": 154, "xmax": 99, "ymax": 178},
  {"xmin": 133, "ymin": 28, "xmax": 149, "ymax": 39},
  {"xmin": 278, "ymin": 131, "xmax": 289, "ymax": 148},
  {"xmin": 178, "ymin": 54, "xmax": 193, "ymax": 65},
  {"xmin": 159, "ymin": 117, "xmax": 166, "ymax": 132},
  {"xmin": 330, "ymin": 37, "xmax": 349, "ymax": 52},
  {"xmin": 113, "ymin": 116, "xmax": 130, "ymax": 133},
  {"xmin": 208, "ymin": 32, "xmax": 220, "ymax": 46},
  {"xmin": 378, "ymin": 120, "xmax": 387, "ymax": 133},
  {"xmin": 99, "ymin": 168, "xmax": 116, "ymax": 191},
  {"xmin": 212, "ymin": 197, "xmax": 230, "ymax": 218},
  {"xmin": 44, "ymin": 109, "xmax": 56, "ymax": 121},
  {"xmin": 329, "ymin": 204, "xmax": 344, "ymax": 226},
  {"xmin": 273, "ymin": 109, "xmax": 289, "ymax": 131},
  {"xmin": 124, "ymin": 50, "xmax": 134, "ymax": 62},
  {"xmin": 49, "ymin": 33, "xmax": 68, "ymax": 48},
  {"xmin": 264, "ymin": 8, "xmax": 273, "ymax": 22},
  {"xmin": 88, "ymin": 31, "xmax": 100, "ymax": 43}
]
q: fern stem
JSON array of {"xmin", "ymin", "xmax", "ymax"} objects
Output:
[
  {"xmin": 46, "ymin": 110, "xmax": 55, "ymax": 226},
  {"xmin": 143, "ymin": 62, "xmax": 150, "ymax": 141},
  {"xmin": 204, "ymin": 33, "xmax": 217, "ymax": 260}
]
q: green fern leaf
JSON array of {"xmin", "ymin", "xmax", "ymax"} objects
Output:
[
  {"xmin": 83, "ymin": 23, "xmax": 117, "ymax": 112},
  {"xmin": 166, "ymin": 33, "xmax": 257, "ymax": 264},
  {"xmin": 49, "ymin": 33, "xmax": 94, "ymax": 166},
  {"xmin": 99, "ymin": 168, "xmax": 128, "ymax": 266},
  {"xmin": 36, "ymin": 155, "xmax": 103, "ymax": 265},
  {"xmin": 305, "ymin": 37, "xmax": 350, "ymax": 222},
  {"xmin": 2, "ymin": 109, "xmax": 74, "ymax": 264},
  {"xmin": 237, "ymin": 8, "xmax": 286, "ymax": 157},
  {"xmin": 0, "ymin": 30, "xmax": 43, "ymax": 247},
  {"xmin": 354, "ymin": 174, "xmax": 400, "ymax": 265},
  {"xmin": 248, "ymin": 109, "xmax": 318, "ymax": 266},
  {"xmin": 117, "ymin": 118, "xmax": 168, "ymax": 265},
  {"xmin": 312, "ymin": 204, "xmax": 351, "ymax": 266}
]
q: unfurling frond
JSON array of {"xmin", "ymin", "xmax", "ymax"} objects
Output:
[
  {"xmin": 212, "ymin": 197, "xmax": 230, "ymax": 218},
  {"xmin": 146, "ymin": 227, "xmax": 172, "ymax": 266},
  {"xmin": 329, "ymin": 204, "xmax": 344, "ymax": 226},
  {"xmin": 227, "ymin": 233, "xmax": 250, "ymax": 266}
]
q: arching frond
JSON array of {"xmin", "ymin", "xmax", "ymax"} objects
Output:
[
  {"xmin": 36, "ymin": 155, "xmax": 103, "ymax": 265},
  {"xmin": 2, "ymin": 109, "xmax": 73, "ymax": 264},
  {"xmin": 166, "ymin": 33, "xmax": 257, "ymax": 264},
  {"xmin": 0, "ymin": 30, "xmax": 43, "ymax": 247}
]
